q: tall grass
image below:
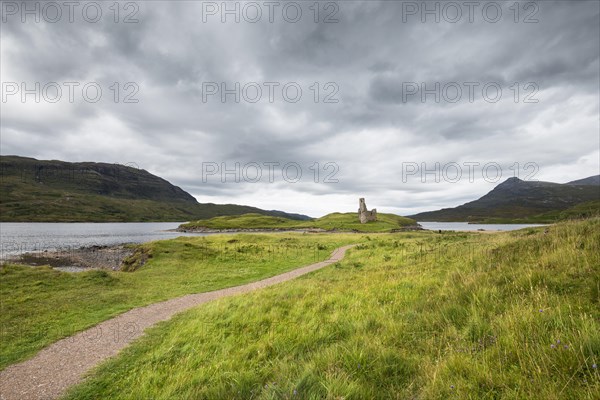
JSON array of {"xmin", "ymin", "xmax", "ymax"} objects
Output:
[{"xmin": 63, "ymin": 219, "xmax": 599, "ymax": 399}]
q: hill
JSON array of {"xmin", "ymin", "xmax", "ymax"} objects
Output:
[
  {"xmin": 480, "ymin": 200, "xmax": 600, "ymax": 224},
  {"xmin": 179, "ymin": 212, "xmax": 418, "ymax": 233},
  {"xmin": 566, "ymin": 175, "xmax": 600, "ymax": 186},
  {"xmin": 410, "ymin": 176, "xmax": 600, "ymax": 222},
  {"xmin": 0, "ymin": 156, "xmax": 310, "ymax": 222}
]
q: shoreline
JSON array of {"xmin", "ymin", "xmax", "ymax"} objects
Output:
[
  {"xmin": 173, "ymin": 227, "xmax": 329, "ymax": 234},
  {"xmin": 2, "ymin": 223, "xmax": 514, "ymax": 272},
  {"xmin": 2, "ymin": 244, "xmax": 135, "ymax": 272},
  {"xmin": 174, "ymin": 225, "xmax": 424, "ymax": 234}
]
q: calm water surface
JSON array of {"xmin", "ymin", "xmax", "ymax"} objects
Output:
[
  {"xmin": 418, "ymin": 221, "xmax": 547, "ymax": 232},
  {"xmin": 0, "ymin": 222, "xmax": 208, "ymax": 258}
]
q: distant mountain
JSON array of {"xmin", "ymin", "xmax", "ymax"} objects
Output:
[
  {"xmin": 0, "ymin": 156, "xmax": 310, "ymax": 222},
  {"xmin": 409, "ymin": 175, "xmax": 600, "ymax": 222},
  {"xmin": 566, "ymin": 175, "xmax": 600, "ymax": 186}
]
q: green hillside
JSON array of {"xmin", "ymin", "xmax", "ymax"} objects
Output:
[
  {"xmin": 0, "ymin": 156, "xmax": 309, "ymax": 222},
  {"xmin": 310, "ymin": 212, "xmax": 417, "ymax": 232},
  {"xmin": 179, "ymin": 212, "xmax": 418, "ymax": 233},
  {"xmin": 480, "ymin": 200, "xmax": 600, "ymax": 223},
  {"xmin": 410, "ymin": 176, "xmax": 600, "ymax": 222}
]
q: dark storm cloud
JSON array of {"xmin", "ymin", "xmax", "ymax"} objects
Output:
[{"xmin": 1, "ymin": 0, "xmax": 598, "ymax": 216}]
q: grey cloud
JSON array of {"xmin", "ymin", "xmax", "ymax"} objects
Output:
[{"xmin": 1, "ymin": 0, "xmax": 598, "ymax": 216}]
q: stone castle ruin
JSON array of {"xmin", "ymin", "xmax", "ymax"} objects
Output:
[{"xmin": 358, "ymin": 198, "xmax": 377, "ymax": 224}]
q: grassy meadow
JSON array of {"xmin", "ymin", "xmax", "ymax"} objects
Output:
[
  {"xmin": 0, "ymin": 233, "xmax": 359, "ymax": 370},
  {"xmin": 61, "ymin": 218, "xmax": 599, "ymax": 399}
]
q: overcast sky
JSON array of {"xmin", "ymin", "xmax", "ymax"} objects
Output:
[{"xmin": 1, "ymin": 0, "xmax": 599, "ymax": 217}]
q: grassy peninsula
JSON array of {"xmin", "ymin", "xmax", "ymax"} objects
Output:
[{"xmin": 179, "ymin": 212, "xmax": 418, "ymax": 233}]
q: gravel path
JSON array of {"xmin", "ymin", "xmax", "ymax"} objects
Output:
[{"xmin": 0, "ymin": 245, "xmax": 355, "ymax": 400}]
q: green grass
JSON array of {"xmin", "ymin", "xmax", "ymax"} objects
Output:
[
  {"xmin": 63, "ymin": 218, "xmax": 599, "ymax": 399},
  {"xmin": 180, "ymin": 212, "xmax": 417, "ymax": 233},
  {"xmin": 0, "ymin": 233, "xmax": 359, "ymax": 370}
]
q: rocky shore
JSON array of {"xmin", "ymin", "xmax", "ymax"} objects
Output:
[{"xmin": 4, "ymin": 245, "xmax": 135, "ymax": 272}]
